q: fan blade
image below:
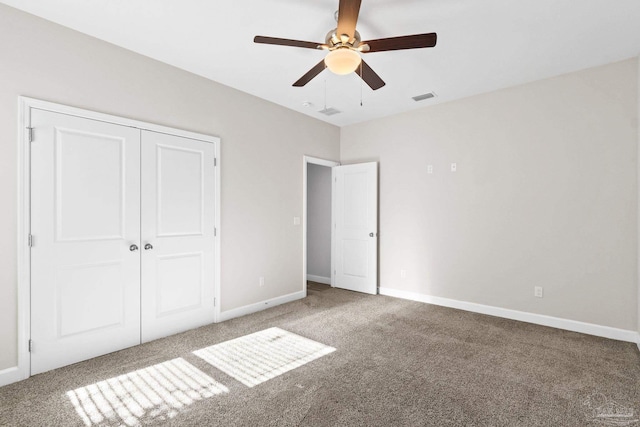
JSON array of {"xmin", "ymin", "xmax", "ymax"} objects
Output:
[
  {"xmin": 337, "ymin": 0, "xmax": 362, "ymax": 40},
  {"xmin": 362, "ymin": 33, "xmax": 437, "ymax": 53},
  {"xmin": 293, "ymin": 60, "xmax": 327, "ymax": 87},
  {"xmin": 254, "ymin": 36, "xmax": 321, "ymax": 50},
  {"xmin": 357, "ymin": 60, "xmax": 385, "ymax": 90}
]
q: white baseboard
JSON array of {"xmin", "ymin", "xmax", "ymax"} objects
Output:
[
  {"xmin": 218, "ymin": 290, "xmax": 306, "ymax": 323},
  {"xmin": 306, "ymin": 274, "xmax": 331, "ymax": 285},
  {"xmin": 0, "ymin": 366, "xmax": 24, "ymax": 388},
  {"xmin": 380, "ymin": 287, "xmax": 640, "ymax": 344}
]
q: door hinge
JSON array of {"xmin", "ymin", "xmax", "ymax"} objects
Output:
[
  {"xmin": 27, "ymin": 127, "xmax": 34, "ymax": 143},
  {"xmin": 214, "ymin": 227, "xmax": 217, "ymax": 237},
  {"xmin": 214, "ymin": 158, "xmax": 217, "ymax": 167},
  {"xmin": 28, "ymin": 234, "xmax": 33, "ymax": 247},
  {"xmin": 214, "ymin": 297, "xmax": 216, "ymax": 307},
  {"xmin": 28, "ymin": 339, "xmax": 32, "ymax": 352},
  {"xmin": 334, "ymin": 270, "xmax": 336, "ymax": 276}
]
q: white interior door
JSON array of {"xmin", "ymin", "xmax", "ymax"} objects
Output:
[
  {"xmin": 140, "ymin": 130, "xmax": 216, "ymax": 343},
  {"xmin": 333, "ymin": 162, "xmax": 378, "ymax": 294},
  {"xmin": 30, "ymin": 109, "xmax": 141, "ymax": 375}
]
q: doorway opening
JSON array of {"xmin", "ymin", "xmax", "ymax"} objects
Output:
[
  {"xmin": 302, "ymin": 156, "xmax": 379, "ymax": 296},
  {"xmin": 303, "ymin": 156, "xmax": 339, "ymax": 295}
]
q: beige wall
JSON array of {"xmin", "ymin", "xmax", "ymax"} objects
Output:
[
  {"xmin": 342, "ymin": 59, "xmax": 639, "ymax": 331},
  {"xmin": 0, "ymin": 4, "xmax": 340, "ymax": 370}
]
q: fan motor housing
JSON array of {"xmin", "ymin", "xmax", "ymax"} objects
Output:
[{"xmin": 325, "ymin": 28, "xmax": 362, "ymax": 49}]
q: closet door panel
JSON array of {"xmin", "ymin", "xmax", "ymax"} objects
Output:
[
  {"xmin": 30, "ymin": 109, "xmax": 141, "ymax": 375},
  {"xmin": 141, "ymin": 131, "xmax": 216, "ymax": 342}
]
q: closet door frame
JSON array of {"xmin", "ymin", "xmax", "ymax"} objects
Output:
[{"xmin": 16, "ymin": 96, "xmax": 221, "ymax": 383}]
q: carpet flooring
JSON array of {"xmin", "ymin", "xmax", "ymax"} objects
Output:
[{"xmin": 1, "ymin": 286, "xmax": 639, "ymax": 426}]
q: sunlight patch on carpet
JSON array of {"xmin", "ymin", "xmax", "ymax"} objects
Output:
[
  {"xmin": 193, "ymin": 327, "xmax": 336, "ymax": 387},
  {"xmin": 66, "ymin": 358, "xmax": 228, "ymax": 426}
]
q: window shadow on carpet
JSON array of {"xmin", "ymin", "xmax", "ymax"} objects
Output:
[
  {"xmin": 193, "ymin": 327, "xmax": 335, "ymax": 388},
  {"xmin": 66, "ymin": 358, "xmax": 228, "ymax": 426}
]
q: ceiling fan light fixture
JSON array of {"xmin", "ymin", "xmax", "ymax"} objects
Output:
[
  {"xmin": 254, "ymin": 0, "xmax": 438, "ymax": 90},
  {"xmin": 325, "ymin": 48, "xmax": 361, "ymax": 75}
]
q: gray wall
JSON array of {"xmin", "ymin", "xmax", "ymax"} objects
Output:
[
  {"xmin": 341, "ymin": 59, "xmax": 639, "ymax": 331},
  {"xmin": 307, "ymin": 163, "xmax": 332, "ymax": 280},
  {"xmin": 0, "ymin": 4, "xmax": 340, "ymax": 370}
]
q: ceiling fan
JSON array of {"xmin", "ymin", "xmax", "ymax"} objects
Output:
[{"xmin": 254, "ymin": 0, "xmax": 437, "ymax": 90}]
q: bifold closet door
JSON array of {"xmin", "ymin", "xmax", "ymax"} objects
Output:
[
  {"xmin": 140, "ymin": 130, "xmax": 216, "ymax": 343},
  {"xmin": 30, "ymin": 109, "xmax": 141, "ymax": 375}
]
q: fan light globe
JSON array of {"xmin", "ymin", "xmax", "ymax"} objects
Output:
[{"xmin": 325, "ymin": 48, "xmax": 361, "ymax": 75}]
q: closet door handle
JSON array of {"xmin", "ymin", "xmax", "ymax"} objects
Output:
[
  {"xmin": 144, "ymin": 243, "xmax": 153, "ymax": 251},
  {"xmin": 129, "ymin": 244, "xmax": 139, "ymax": 252}
]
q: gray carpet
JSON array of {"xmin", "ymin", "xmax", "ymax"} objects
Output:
[{"xmin": 1, "ymin": 287, "xmax": 639, "ymax": 426}]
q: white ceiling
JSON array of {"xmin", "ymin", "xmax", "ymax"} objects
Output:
[{"xmin": 3, "ymin": 0, "xmax": 640, "ymax": 127}]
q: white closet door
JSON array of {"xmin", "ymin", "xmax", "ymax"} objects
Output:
[
  {"xmin": 140, "ymin": 130, "xmax": 216, "ymax": 342},
  {"xmin": 333, "ymin": 162, "xmax": 378, "ymax": 295},
  {"xmin": 30, "ymin": 109, "xmax": 141, "ymax": 375}
]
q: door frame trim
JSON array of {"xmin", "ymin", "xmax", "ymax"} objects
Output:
[
  {"xmin": 16, "ymin": 96, "xmax": 221, "ymax": 384},
  {"xmin": 302, "ymin": 156, "xmax": 340, "ymax": 296}
]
